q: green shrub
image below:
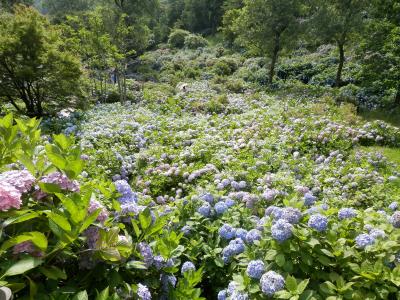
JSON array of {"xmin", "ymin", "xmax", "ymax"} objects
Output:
[
  {"xmin": 168, "ymin": 29, "xmax": 191, "ymax": 48},
  {"xmin": 184, "ymin": 34, "xmax": 209, "ymax": 49},
  {"xmin": 213, "ymin": 58, "xmax": 239, "ymax": 76},
  {"xmin": 226, "ymin": 79, "xmax": 245, "ymax": 93}
]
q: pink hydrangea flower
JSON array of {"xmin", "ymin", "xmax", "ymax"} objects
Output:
[
  {"xmin": 36, "ymin": 172, "xmax": 80, "ymax": 199},
  {"xmin": 88, "ymin": 199, "xmax": 109, "ymax": 223},
  {"xmin": 0, "ymin": 170, "xmax": 35, "ymax": 193},
  {"xmin": 0, "ymin": 181, "xmax": 22, "ymax": 211}
]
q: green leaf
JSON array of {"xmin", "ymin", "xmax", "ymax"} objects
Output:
[
  {"xmin": 2, "ymin": 211, "xmax": 39, "ymax": 227},
  {"xmin": 45, "ymin": 144, "xmax": 67, "ymax": 169},
  {"xmin": 1, "ymin": 232, "xmax": 47, "ymax": 252},
  {"xmin": 96, "ymin": 287, "xmax": 109, "ymax": 300},
  {"xmin": 53, "ymin": 134, "xmax": 71, "ymax": 150},
  {"xmin": 286, "ymin": 275, "xmax": 298, "ymax": 293},
  {"xmin": 139, "ymin": 208, "xmax": 152, "ymax": 230},
  {"xmin": 73, "ymin": 291, "xmax": 88, "ymax": 300},
  {"xmin": 125, "ymin": 261, "xmax": 147, "ymax": 270},
  {"xmin": 320, "ymin": 281, "xmax": 337, "ymax": 295},
  {"xmin": 297, "ymin": 279, "xmax": 309, "ymax": 294},
  {"xmin": 275, "ymin": 254, "xmax": 285, "ymax": 267},
  {"xmin": 2, "ymin": 257, "xmax": 43, "ymax": 278},
  {"xmin": 46, "ymin": 212, "xmax": 71, "ymax": 232},
  {"xmin": 275, "ymin": 290, "xmax": 292, "ymax": 299},
  {"xmin": 39, "ymin": 266, "xmax": 67, "ymax": 280},
  {"xmin": 38, "ymin": 183, "xmax": 62, "ymax": 194}
]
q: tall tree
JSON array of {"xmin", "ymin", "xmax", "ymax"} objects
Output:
[
  {"xmin": 313, "ymin": 0, "xmax": 366, "ymax": 87},
  {"xmin": 360, "ymin": 0, "xmax": 400, "ymax": 105},
  {"xmin": 0, "ymin": 5, "xmax": 82, "ymax": 116},
  {"xmin": 230, "ymin": 0, "xmax": 302, "ymax": 83}
]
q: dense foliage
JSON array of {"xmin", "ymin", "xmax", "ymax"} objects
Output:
[{"xmin": 1, "ymin": 0, "xmax": 400, "ymax": 299}]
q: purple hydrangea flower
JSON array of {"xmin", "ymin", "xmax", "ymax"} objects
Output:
[
  {"xmin": 138, "ymin": 242, "xmax": 153, "ymax": 267},
  {"xmin": 215, "ymin": 201, "xmax": 228, "ymax": 215},
  {"xmin": 181, "ymin": 261, "xmax": 196, "ymax": 274},
  {"xmin": 246, "ymin": 229, "xmax": 262, "ymax": 244},
  {"xmin": 235, "ymin": 228, "xmax": 248, "ymax": 240},
  {"xmin": 114, "ymin": 180, "xmax": 137, "ymax": 204},
  {"xmin": 137, "ymin": 283, "xmax": 151, "ymax": 300},
  {"xmin": 219, "ymin": 224, "xmax": 236, "ymax": 240},
  {"xmin": 355, "ymin": 233, "xmax": 375, "ymax": 249},
  {"xmin": 308, "ymin": 214, "xmax": 328, "ymax": 232},
  {"xmin": 389, "ymin": 202, "xmax": 398, "ymax": 211},
  {"xmin": 390, "ymin": 211, "xmax": 400, "ymax": 228},
  {"xmin": 338, "ymin": 208, "xmax": 357, "ymax": 220},
  {"xmin": 260, "ymin": 271, "xmax": 285, "ymax": 296},
  {"xmin": 304, "ymin": 193, "xmax": 317, "ymax": 206},
  {"xmin": 217, "ymin": 289, "xmax": 227, "ymax": 300},
  {"xmin": 197, "ymin": 202, "xmax": 211, "ymax": 217},
  {"xmin": 271, "ymin": 219, "xmax": 293, "ymax": 242},
  {"xmin": 246, "ymin": 260, "xmax": 265, "ymax": 279}
]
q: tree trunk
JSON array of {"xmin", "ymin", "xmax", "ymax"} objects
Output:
[
  {"xmin": 335, "ymin": 42, "xmax": 345, "ymax": 87},
  {"xmin": 269, "ymin": 33, "xmax": 281, "ymax": 84}
]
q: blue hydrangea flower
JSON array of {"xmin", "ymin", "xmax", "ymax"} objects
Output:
[
  {"xmin": 355, "ymin": 233, "xmax": 375, "ymax": 249},
  {"xmin": 181, "ymin": 225, "xmax": 191, "ymax": 235},
  {"xmin": 201, "ymin": 193, "xmax": 214, "ymax": 204},
  {"xmin": 227, "ymin": 281, "xmax": 239, "ymax": 295},
  {"xmin": 389, "ymin": 202, "xmax": 398, "ymax": 211},
  {"xmin": 137, "ymin": 283, "xmax": 151, "ymax": 300},
  {"xmin": 370, "ymin": 228, "xmax": 385, "ymax": 239},
  {"xmin": 222, "ymin": 238, "xmax": 245, "ymax": 263},
  {"xmin": 390, "ymin": 211, "xmax": 400, "ymax": 228},
  {"xmin": 265, "ymin": 206, "xmax": 283, "ymax": 219},
  {"xmin": 304, "ymin": 193, "xmax": 317, "ymax": 206},
  {"xmin": 181, "ymin": 261, "xmax": 196, "ymax": 274},
  {"xmin": 338, "ymin": 208, "xmax": 357, "ymax": 220},
  {"xmin": 280, "ymin": 207, "xmax": 302, "ymax": 224},
  {"xmin": 225, "ymin": 198, "xmax": 236, "ymax": 207},
  {"xmin": 217, "ymin": 289, "xmax": 227, "ymax": 300},
  {"xmin": 153, "ymin": 255, "xmax": 164, "ymax": 270},
  {"xmin": 246, "ymin": 229, "xmax": 262, "ymax": 244},
  {"xmin": 271, "ymin": 219, "xmax": 293, "ymax": 242},
  {"xmin": 235, "ymin": 228, "xmax": 248, "ymax": 241},
  {"xmin": 138, "ymin": 242, "xmax": 154, "ymax": 267},
  {"xmin": 246, "ymin": 260, "xmax": 265, "ymax": 279},
  {"xmin": 215, "ymin": 201, "xmax": 228, "ymax": 215},
  {"xmin": 230, "ymin": 291, "xmax": 249, "ymax": 300},
  {"xmin": 197, "ymin": 202, "xmax": 211, "ymax": 217},
  {"xmin": 260, "ymin": 271, "xmax": 285, "ymax": 296},
  {"xmin": 308, "ymin": 214, "xmax": 328, "ymax": 232},
  {"xmin": 219, "ymin": 224, "xmax": 236, "ymax": 240},
  {"xmin": 161, "ymin": 274, "xmax": 176, "ymax": 291},
  {"xmin": 114, "ymin": 180, "xmax": 137, "ymax": 204}
]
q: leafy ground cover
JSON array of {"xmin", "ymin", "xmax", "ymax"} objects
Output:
[{"xmin": 1, "ymin": 46, "xmax": 400, "ymax": 300}]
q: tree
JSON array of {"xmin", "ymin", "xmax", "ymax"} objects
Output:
[
  {"xmin": 0, "ymin": 0, "xmax": 32, "ymax": 11},
  {"xmin": 0, "ymin": 5, "xmax": 82, "ymax": 117},
  {"xmin": 230, "ymin": 0, "xmax": 302, "ymax": 83},
  {"xmin": 313, "ymin": 0, "xmax": 366, "ymax": 87},
  {"xmin": 360, "ymin": 0, "xmax": 400, "ymax": 105}
]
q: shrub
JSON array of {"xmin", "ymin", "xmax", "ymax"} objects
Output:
[
  {"xmin": 213, "ymin": 58, "xmax": 239, "ymax": 76},
  {"xmin": 168, "ymin": 29, "xmax": 191, "ymax": 48},
  {"xmin": 184, "ymin": 34, "xmax": 209, "ymax": 49}
]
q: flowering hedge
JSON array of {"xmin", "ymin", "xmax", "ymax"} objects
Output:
[{"xmin": 2, "ymin": 81, "xmax": 400, "ymax": 300}]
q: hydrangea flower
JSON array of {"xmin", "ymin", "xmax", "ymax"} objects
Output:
[
  {"xmin": 225, "ymin": 198, "xmax": 235, "ymax": 207},
  {"xmin": 222, "ymin": 238, "xmax": 245, "ymax": 263},
  {"xmin": 153, "ymin": 255, "xmax": 164, "ymax": 270},
  {"xmin": 280, "ymin": 207, "xmax": 302, "ymax": 224},
  {"xmin": 219, "ymin": 224, "xmax": 236, "ymax": 240},
  {"xmin": 36, "ymin": 172, "xmax": 79, "ymax": 199},
  {"xmin": 390, "ymin": 211, "xmax": 400, "ymax": 228},
  {"xmin": 265, "ymin": 206, "xmax": 283, "ymax": 219},
  {"xmin": 138, "ymin": 242, "xmax": 153, "ymax": 267},
  {"xmin": 13, "ymin": 241, "xmax": 42, "ymax": 257},
  {"xmin": 246, "ymin": 229, "xmax": 262, "ymax": 244},
  {"xmin": 217, "ymin": 289, "xmax": 227, "ymax": 300},
  {"xmin": 370, "ymin": 228, "xmax": 385, "ymax": 239},
  {"xmin": 0, "ymin": 170, "xmax": 35, "ymax": 193},
  {"xmin": 389, "ymin": 202, "xmax": 398, "ymax": 211},
  {"xmin": 197, "ymin": 202, "xmax": 211, "ymax": 217},
  {"xmin": 271, "ymin": 219, "xmax": 293, "ymax": 242},
  {"xmin": 308, "ymin": 214, "xmax": 328, "ymax": 232},
  {"xmin": 235, "ymin": 228, "xmax": 248, "ymax": 241},
  {"xmin": 84, "ymin": 226, "xmax": 100, "ymax": 249},
  {"xmin": 215, "ymin": 201, "xmax": 228, "ymax": 214},
  {"xmin": 0, "ymin": 181, "xmax": 22, "ymax": 211},
  {"xmin": 246, "ymin": 260, "xmax": 265, "ymax": 279},
  {"xmin": 201, "ymin": 193, "xmax": 214, "ymax": 203},
  {"xmin": 304, "ymin": 193, "xmax": 317, "ymax": 206},
  {"xmin": 88, "ymin": 199, "xmax": 108, "ymax": 223},
  {"xmin": 161, "ymin": 274, "xmax": 177, "ymax": 291},
  {"xmin": 355, "ymin": 233, "xmax": 375, "ymax": 249},
  {"xmin": 338, "ymin": 208, "xmax": 357, "ymax": 220},
  {"xmin": 114, "ymin": 180, "xmax": 137, "ymax": 204},
  {"xmin": 137, "ymin": 283, "xmax": 151, "ymax": 300},
  {"xmin": 181, "ymin": 261, "xmax": 196, "ymax": 274},
  {"xmin": 260, "ymin": 271, "xmax": 285, "ymax": 296}
]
